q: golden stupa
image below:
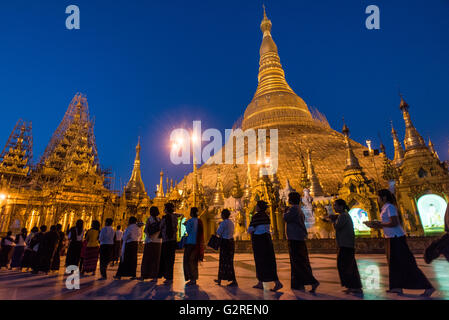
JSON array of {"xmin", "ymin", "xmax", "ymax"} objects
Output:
[{"xmin": 182, "ymin": 8, "xmax": 385, "ymax": 197}]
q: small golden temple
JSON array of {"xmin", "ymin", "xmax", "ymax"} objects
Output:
[{"xmin": 1, "ymin": 9, "xmax": 448, "ymax": 242}]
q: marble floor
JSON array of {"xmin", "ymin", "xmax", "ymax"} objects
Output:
[{"xmin": 0, "ymin": 253, "xmax": 448, "ymax": 300}]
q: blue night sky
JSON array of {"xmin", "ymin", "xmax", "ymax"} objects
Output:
[{"xmin": 0, "ymin": 0, "xmax": 448, "ymax": 194}]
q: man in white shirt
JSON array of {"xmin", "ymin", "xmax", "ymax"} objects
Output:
[{"xmin": 99, "ymin": 218, "xmax": 115, "ymax": 280}]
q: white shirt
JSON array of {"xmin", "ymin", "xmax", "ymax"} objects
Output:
[
  {"xmin": 115, "ymin": 230, "xmax": 124, "ymax": 241},
  {"xmin": 216, "ymin": 219, "xmax": 235, "ymax": 239},
  {"xmin": 121, "ymin": 224, "xmax": 142, "ymax": 259},
  {"xmin": 99, "ymin": 226, "xmax": 115, "ymax": 245},
  {"xmin": 380, "ymin": 203, "xmax": 405, "ymax": 238},
  {"xmin": 248, "ymin": 224, "xmax": 271, "ymax": 235}
]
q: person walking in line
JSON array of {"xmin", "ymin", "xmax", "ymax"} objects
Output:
[
  {"xmin": 112, "ymin": 225, "xmax": 123, "ymax": 266},
  {"xmin": 369, "ymin": 189, "xmax": 435, "ymax": 297},
  {"xmin": 183, "ymin": 207, "xmax": 205, "ymax": 286},
  {"xmin": 114, "ymin": 216, "xmax": 142, "ymax": 280},
  {"xmin": 98, "ymin": 218, "xmax": 115, "ymax": 280},
  {"xmin": 0, "ymin": 231, "xmax": 15, "ymax": 269},
  {"xmin": 66, "ymin": 220, "xmax": 84, "ymax": 268},
  {"xmin": 50, "ymin": 224, "xmax": 65, "ymax": 272},
  {"xmin": 140, "ymin": 207, "xmax": 162, "ymax": 281},
  {"xmin": 215, "ymin": 209, "xmax": 238, "ymax": 287},
  {"xmin": 82, "ymin": 220, "xmax": 101, "ymax": 276},
  {"xmin": 283, "ymin": 192, "xmax": 319, "ymax": 293},
  {"xmin": 248, "ymin": 200, "xmax": 283, "ymax": 292},
  {"xmin": 328, "ymin": 199, "xmax": 363, "ymax": 295},
  {"xmin": 32, "ymin": 225, "xmax": 58, "ymax": 274},
  {"xmin": 21, "ymin": 227, "xmax": 38, "ymax": 271},
  {"xmin": 158, "ymin": 202, "xmax": 179, "ymax": 285},
  {"xmin": 10, "ymin": 228, "xmax": 27, "ymax": 270}
]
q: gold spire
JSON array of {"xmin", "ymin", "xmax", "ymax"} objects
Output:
[
  {"xmin": 242, "ymin": 6, "xmax": 313, "ymax": 130},
  {"xmin": 125, "ymin": 137, "xmax": 147, "ymax": 196},
  {"xmin": 306, "ymin": 149, "xmax": 324, "ymax": 197},
  {"xmin": 342, "ymin": 122, "xmax": 361, "ymax": 170},
  {"xmin": 157, "ymin": 169, "xmax": 164, "ymax": 197},
  {"xmin": 213, "ymin": 167, "xmax": 225, "ymax": 206},
  {"xmin": 231, "ymin": 172, "xmax": 243, "ymax": 198},
  {"xmin": 391, "ymin": 121, "xmax": 404, "ymax": 165},
  {"xmin": 428, "ymin": 138, "xmax": 439, "ymax": 159},
  {"xmin": 399, "ymin": 95, "xmax": 425, "ymax": 151}
]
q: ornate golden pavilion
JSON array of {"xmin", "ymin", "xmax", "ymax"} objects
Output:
[{"xmin": 1, "ymin": 9, "xmax": 448, "ymax": 240}]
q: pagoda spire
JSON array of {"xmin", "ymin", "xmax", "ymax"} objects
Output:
[
  {"xmin": 306, "ymin": 149, "xmax": 324, "ymax": 197},
  {"xmin": 213, "ymin": 167, "xmax": 225, "ymax": 206},
  {"xmin": 399, "ymin": 95, "xmax": 425, "ymax": 151},
  {"xmin": 125, "ymin": 137, "xmax": 147, "ymax": 195},
  {"xmin": 342, "ymin": 121, "xmax": 361, "ymax": 170},
  {"xmin": 157, "ymin": 169, "xmax": 164, "ymax": 197},
  {"xmin": 428, "ymin": 138, "xmax": 439, "ymax": 159},
  {"xmin": 254, "ymin": 6, "xmax": 296, "ymax": 99},
  {"xmin": 391, "ymin": 121, "xmax": 405, "ymax": 165},
  {"xmin": 231, "ymin": 172, "xmax": 243, "ymax": 199}
]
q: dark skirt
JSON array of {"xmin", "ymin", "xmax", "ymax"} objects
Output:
[
  {"xmin": 99, "ymin": 244, "xmax": 114, "ymax": 278},
  {"xmin": 141, "ymin": 242, "xmax": 162, "ymax": 279},
  {"xmin": 115, "ymin": 241, "xmax": 138, "ymax": 278},
  {"xmin": 21, "ymin": 249, "xmax": 35, "ymax": 269},
  {"xmin": 83, "ymin": 246, "xmax": 100, "ymax": 273},
  {"xmin": 183, "ymin": 244, "xmax": 199, "ymax": 281},
  {"xmin": 288, "ymin": 240, "xmax": 319, "ymax": 288},
  {"xmin": 113, "ymin": 240, "xmax": 122, "ymax": 261},
  {"xmin": 66, "ymin": 240, "xmax": 82, "ymax": 267},
  {"xmin": 0, "ymin": 246, "xmax": 13, "ymax": 267},
  {"xmin": 10, "ymin": 246, "xmax": 25, "ymax": 268},
  {"xmin": 218, "ymin": 238, "xmax": 236, "ymax": 281},
  {"xmin": 158, "ymin": 240, "xmax": 177, "ymax": 280},
  {"xmin": 337, "ymin": 247, "xmax": 362, "ymax": 289},
  {"xmin": 386, "ymin": 236, "xmax": 433, "ymax": 290},
  {"xmin": 251, "ymin": 233, "xmax": 279, "ymax": 282}
]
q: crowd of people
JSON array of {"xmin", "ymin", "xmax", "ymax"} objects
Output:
[{"xmin": 1, "ymin": 189, "xmax": 448, "ymax": 297}]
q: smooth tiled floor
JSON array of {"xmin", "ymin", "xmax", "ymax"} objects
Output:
[{"xmin": 0, "ymin": 253, "xmax": 448, "ymax": 300}]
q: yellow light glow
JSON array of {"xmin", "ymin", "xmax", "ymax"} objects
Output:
[
  {"xmin": 191, "ymin": 134, "xmax": 199, "ymax": 144},
  {"xmin": 0, "ymin": 193, "xmax": 6, "ymax": 201},
  {"xmin": 265, "ymin": 158, "xmax": 270, "ymax": 164}
]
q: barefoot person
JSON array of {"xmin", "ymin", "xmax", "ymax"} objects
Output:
[
  {"xmin": 158, "ymin": 203, "xmax": 179, "ymax": 285},
  {"xmin": 370, "ymin": 189, "xmax": 435, "ymax": 297},
  {"xmin": 248, "ymin": 200, "xmax": 283, "ymax": 292},
  {"xmin": 215, "ymin": 209, "xmax": 238, "ymax": 287},
  {"xmin": 183, "ymin": 207, "xmax": 204, "ymax": 286},
  {"xmin": 114, "ymin": 216, "xmax": 142, "ymax": 280},
  {"xmin": 99, "ymin": 218, "xmax": 115, "ymax": 280},
  {"xmin": 329, "ymin": 199, "xmax": 362, "ymax": 295},
  {"xmin": 283, "ymin": 192, "xmax": 319, "ymax": 293},
  {"xmin": 140, "ymin": 207, "xmax": 162, "ymax": 281}
]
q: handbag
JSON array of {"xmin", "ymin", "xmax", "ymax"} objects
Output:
[{"xmin": 207, "ymin": 234, "xmax": 221, "ymax": 250}]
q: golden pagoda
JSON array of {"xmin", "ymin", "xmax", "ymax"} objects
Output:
[
  {"xmin": 122, "ymin": 137, "xmax": 151, "ymax": 223},
  {"xmin": 179, "ymin": 8, "xmax": 386, "ymax": 240}
]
